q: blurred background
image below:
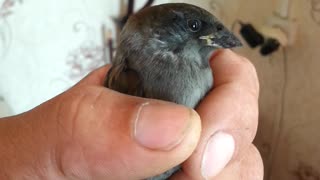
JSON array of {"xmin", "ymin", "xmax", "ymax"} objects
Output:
[{"xmin": 0, "ymin": 0, "xmax": 319, "ymax": 179}]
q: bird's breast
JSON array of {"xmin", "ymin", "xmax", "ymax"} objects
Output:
[
  {"xmin": 142, "ymin": 65, "xmax": 213, "ymax": 108},
  {"xmin": 179, "ymin": 67, "xmax": 213, "ymax": 108}
]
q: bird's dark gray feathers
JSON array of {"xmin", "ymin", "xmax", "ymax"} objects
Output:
[{"xmin": 104, "ymin": 3, "xmax": 242, "ymax": 179}]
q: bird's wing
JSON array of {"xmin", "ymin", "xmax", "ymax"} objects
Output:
[{"xmin": 104, "ymin": 60, "xmax": 144, "ymax": 97}]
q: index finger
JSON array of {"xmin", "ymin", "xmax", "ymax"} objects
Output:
[
  {"xmin": 174, "ymin": 49, "xmax": 260, "ymax": 179},
  {"xmin": 212, "ymin": 50, "xmax": 259, "ymax": 97}
]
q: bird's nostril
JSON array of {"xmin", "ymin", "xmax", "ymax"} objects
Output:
[
  {"xmin": 216, "ymin": 24, "xmax": 224, "ymax": 31},
  {"xmin": 229, "ymin": 40, "xmax": 236, "ymax": 46}
]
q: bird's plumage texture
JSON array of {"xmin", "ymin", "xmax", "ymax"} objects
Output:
[{"xmin": 104, "ymin": 3, "xmax": 241, "ymax": 179}]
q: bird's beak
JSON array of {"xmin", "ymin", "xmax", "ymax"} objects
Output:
[{"xmin": 199, "ymin": 29, "xmax": 242, "ymax": 49}]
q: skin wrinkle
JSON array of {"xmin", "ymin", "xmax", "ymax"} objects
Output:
[
  {"xmin": 78, "ymin": 145, "xmax": 91, "ymax": 179},
  {"xmin": 54, "ymin": 96, "xmax": 72, "ymax": 178},
  {"xmin": 72, "ymin": 90, "xmax": 122, "ymax": 179},
  {"xmin": 235, "ymin": 145, "xmax": 263, "ymax": 180},
  {"xmin": 34, "ymin": 150, "xmax": 52, "ymax": 179},
  {"xmin": 50, "ymin": 145, "xmax": 67, "ymax": 179},
  {"xmin": 113, "ymin": 143, "xmax": 143, "ymax": 180},
  {"xmin": 74, "ymin": 88, "xmax": 107, "ymax": 179},
  {"xmin": 54, "ymin": 91, "xmax": 89, "ymax": 179},
  {"xmin": 70, "ymin": 89, "xmax": 102, "ymax": 137},
  {"xmin": 89, "ymin": 88, "xmax": 106, "ymax": 111},
  {"xmin": 30, "ymin": 106, "xmax": 65, "ymax": 179},
  {"xmin": 20, "ymin": 120, "xmax": 46, "ymax": 180}
]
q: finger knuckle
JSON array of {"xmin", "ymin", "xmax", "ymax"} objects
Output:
[
  {"xmin": 238, "ymin": 56, "xmax": 260, "ymax": 95},
  {"xmin": 59, "ymin": 87, "xmax": 108, "ymax": 123},
  {"xmin": 245, "ymin": 145, "xmax": 264, "ymax": 180},
  {"xmin": 239, "ymin": 56, "xmax": 257, "ymax": 77}
]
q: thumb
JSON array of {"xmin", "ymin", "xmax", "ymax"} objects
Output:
[{"xmin": 57, "ymin": 87, "xmax": 201, "ymax": 180}]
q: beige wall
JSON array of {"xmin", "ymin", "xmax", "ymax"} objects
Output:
[{"xmin": 237, "ymin": 1, "xmax": 320, "ymax": 179}]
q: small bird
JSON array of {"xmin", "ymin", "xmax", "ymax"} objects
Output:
[{"xmin": 104, "ymin": 3, "xmax": 242, "ymax": 179}]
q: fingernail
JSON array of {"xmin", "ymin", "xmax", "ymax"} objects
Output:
[
  {"xmin": 134, "ymin": 102, "xmax": 194, "ymax": 150},
  {"xmin": 201, "ymin": 132, "xmax": 235, "ymax": 178}
]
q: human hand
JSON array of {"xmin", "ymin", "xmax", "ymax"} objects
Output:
[
  {"xmin": 172, "ymin": 50, "xmax": 263, "ymax": 180},
  {"xmin": 0, "ymin": 65, "xmax": 201, "ymax": 179},
  {"xmin": 0, "ymin": 50, "xmax": 263, "ymax": 180}
]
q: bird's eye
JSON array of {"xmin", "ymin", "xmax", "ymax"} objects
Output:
[{"xmin": 187, "ymin": 19, "xmax": 202, "ymax": 32}]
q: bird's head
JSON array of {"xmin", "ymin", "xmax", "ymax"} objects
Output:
[{"xmin": 121, "ymin": 3, "xmax": 241, "ymax": 66}]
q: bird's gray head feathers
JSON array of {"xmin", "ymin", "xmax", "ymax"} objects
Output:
[{"xmin": 121, "ymin": 3, "xmax": 241, "ymax": 53}]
